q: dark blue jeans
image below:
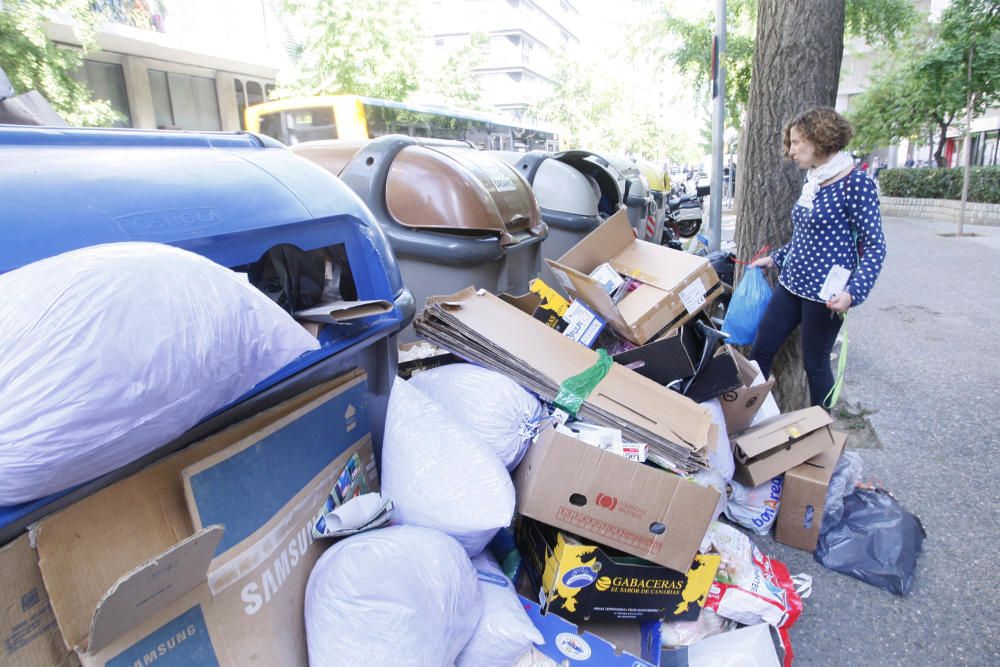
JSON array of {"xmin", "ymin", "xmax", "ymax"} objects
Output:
[{"xmin": 750, "ymin": 283, "xmax": 844, "ymax": 408}]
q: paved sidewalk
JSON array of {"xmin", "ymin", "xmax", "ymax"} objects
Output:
[{"xmin": 744, "ymin": 216, "xmax": 1000, "ymax": 665}]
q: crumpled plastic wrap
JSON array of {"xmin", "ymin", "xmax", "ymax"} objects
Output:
[
  {"xmin": 410, "ymin": 363, "xmax": 546, "ymax": 470},
  {"xmin": 382, "ymin": 378, "xmax": 516, "ymax": 556},
  {"xmin": 457, "ymin": 552, "xmax": 543, "ymax": 667},
  {"xmin": 304, "ymin": 525, "xmax": 482, "ymax": 667},
  {"xmin": 0, "ymin": 242, "xmax": 319, "ymax": 505},
  {"xmin": 822, "ymin": 451, "xmax": 864, "ymax": 527},
  {"xmin": 660, "ymin": 607, "xmax": 736, "ymax": 648},
  {"xmin": 700, "ymin": 399, "xmax": 735, "ymax": 481}
]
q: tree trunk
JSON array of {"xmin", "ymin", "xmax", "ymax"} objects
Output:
[
  {"xmin": 733, "ymin": 0, "xmax": 846, "ymax": 412},
  {"xmin": 934, "ymin": 121, "xmax": 949, "ymax": 167}
]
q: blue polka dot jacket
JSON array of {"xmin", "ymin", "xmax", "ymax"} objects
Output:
[{"xmin": 770, "ymin": 169, "xmax": 886, "ymax": 306}]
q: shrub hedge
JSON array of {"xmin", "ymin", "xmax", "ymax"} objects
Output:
[{"xmin": 879, "ymin": 166, "xmax": 1000, "ymax": 204}]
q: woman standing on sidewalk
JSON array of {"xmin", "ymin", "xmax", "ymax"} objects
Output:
[{"xmin": 749, "ymin": 107, "xmax": 886, "ymax": 408}]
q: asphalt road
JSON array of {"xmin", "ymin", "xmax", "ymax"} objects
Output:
[{"xmin": 738, "ymin": 215, "xmax": 1000, "ymax": 666}]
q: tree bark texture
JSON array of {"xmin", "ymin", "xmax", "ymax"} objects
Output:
[{"xmin": 733, "ymin": 0, "xmax": 846, "ymax": 411}]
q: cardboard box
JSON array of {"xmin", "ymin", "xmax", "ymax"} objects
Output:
[
  {"xmin": 0, "ymin": 535, "xmax": 77, "ymax": 667},
  {"xmin": 731, "ymin": 407, "xmax": 836, "ymax": 487},
  {"xmin": 518, "ymin": 518, "xmax": 720, "ymax": 624},
  {"xmin": 719, "ymin": 349, "xmax": 776, "ymax": 435},
  {"xmin": 520, "ymin": 596, "xmax": 661, "ymax": 666},
  {"xmin": 545, "ymin": 210, "xmax": 722, "ymax": 345},
  {"xmin": 514, "ymin": 427, "xmax": 720, "ymax": 572},
  {"xmin": 684, "ymin": 344, "xmax": 742, "ymax": 404},
  {"xmin": 775, "ymin": 431, "xmax": 849, "ymax": 551},
  {"xmin": 34, "ymin": 371, "xmax": 377, "ymax": 666}
]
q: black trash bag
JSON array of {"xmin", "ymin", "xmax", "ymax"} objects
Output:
[
  {"xmin": 248, "ymin": 244, "xmax": 326, "ymax": 314},
  {"xmin": 814, "ymin": 487, "xmax": 926, "ymax": 596}
]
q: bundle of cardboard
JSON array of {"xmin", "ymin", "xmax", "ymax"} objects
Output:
[{"xmin": 414, "ymin": 287, "xmax": 715, "ymax": 472}]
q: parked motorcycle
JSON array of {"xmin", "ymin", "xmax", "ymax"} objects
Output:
[{"xmin": 663, "ymin": 180, "xmax": 709, "ymax": 238}]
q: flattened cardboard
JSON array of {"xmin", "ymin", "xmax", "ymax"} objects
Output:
[
  {"xmin": 35, "ymin": 371, "xmax": 373, "ymax": 666},
  {"xmin": 518, "ymin": 519, "xmax": 720, "ymax": 623},
  {"xmin": 719, "ymin": 350, "xmax": 776, "ymax": 435},
  {"xmin": 295, "ymin": 299, "xmax": 393, "ymax": 323},
  {"xmin": 416, "ymin": 288, "xmax": 714, "ymax": 470},
  {"xmin": 732, "ymin": 407, "xmax": 835, "ymax": 487},
  {"xmin": 546, "ymin": 210, "xmax": 721, "ymax": 345},
  {"xmin": 775, "ymin": 431, "xmax": 848, "ymax": 552},
  {"xmin": 182, "ymin": 373, "xmax": 368, "ymax": 560},
  {"xmin": 514, "ymin": 427, "xmax": 719, "ymax": 572},
  {"xmin": 0, "ymin": 535, "xmax": 76, "ymax": 667}
]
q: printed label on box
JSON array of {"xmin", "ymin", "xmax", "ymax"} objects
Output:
[{"xmin": 679, "ymin": 279, "xmax": 707, "ymax": 314}]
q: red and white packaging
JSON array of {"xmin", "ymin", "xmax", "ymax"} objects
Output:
[{"xmin": 702, "ymin": 522, "xmax": 805, "ymax": 666}]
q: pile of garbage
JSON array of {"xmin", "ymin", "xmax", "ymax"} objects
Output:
[
  {"xmin": 301, "ymin": 223, "xmax": 925, "ymax": 666},
  {"xmin": 0, "ymin": 220, "xmax": 924, "ymax": 667}
]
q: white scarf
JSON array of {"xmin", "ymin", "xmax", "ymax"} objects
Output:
[{"xmin": 797, "ymin": 151, "xmax": 855, "ymax": 210}]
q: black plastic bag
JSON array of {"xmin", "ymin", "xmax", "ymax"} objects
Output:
[
  {"xmin": 814, "ymin": 487, "xmax": 926, "ymax": 596},
  {"xmin": 248, "ymin": 244, "xmax": 326, "ymax": 314}
]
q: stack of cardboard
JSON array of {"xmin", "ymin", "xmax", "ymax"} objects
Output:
[{"xmin": 414, "ymin": 287, "xmax": 715, "ymax": 472}]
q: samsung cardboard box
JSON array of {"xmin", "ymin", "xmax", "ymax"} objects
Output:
[
  {"xmin": 545, "ymin": 210, "xmax": 722, "ymax": 345},
  {"xmin": 718, "ymin": 350, "xmax": 776, "ymax": 435},
  {"xmin": 518, "ymin": 518, "xmax": 720, "ymax": 624},
  {"xmin": 731, "ymin": 407, "xmax": 836, "ymax": 487},
  {"xmin": 33, "ymin": 371, "xmax": 377, "ymax": 667},
  {"xmin": 775, "ymin": 431, "xmax": 849, "ymax": 552},
  {"xmin": 514, "ymin": 427, "xmax": 720, "ymax": 573}
]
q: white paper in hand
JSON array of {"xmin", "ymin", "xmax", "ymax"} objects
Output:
[{"xmin": 818, "ymin": 265, "xmax": 851, "ymax": 301}]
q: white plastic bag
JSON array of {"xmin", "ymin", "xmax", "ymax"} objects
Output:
[
  {"xmin": 700, "ymin": 399, "xmax": 735, "ymax": 480},
  {"xmin": 409, "ymin": 363, "xmax": 545, "ymax": 470},
  {"xmin": 457, "ymin": 553, "xmax": 543, "ymax": 667},
  {"xmin": 724, "ymin": 477, "xmax": 783, "ymax": 535},
  {"xmin": 304, "ymin": 525, "xmax": 482, "ymax": 667},
  {"xmin": 0, "ymin": 243, "xmax": 319, "ymax": 505},
  {"xmin": 693, "ymin": 469, "xmax": 728, "ymax": 523},
  {"xmin": 382, "ymin": 378, "xmax": 516, "ymax": 556}
]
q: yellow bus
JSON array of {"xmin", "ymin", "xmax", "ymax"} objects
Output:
[{"xmin": 245, "ymin": 95, "xmax": 560, "ymax": 151}]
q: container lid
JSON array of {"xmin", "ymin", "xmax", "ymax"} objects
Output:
[{"xmin": 0, "ymin": 126, "xmax": 380, "ymax": 274}]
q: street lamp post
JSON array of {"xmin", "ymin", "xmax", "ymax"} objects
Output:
[{"xmin": 708, "ymin": 0, "xmax": 727, "ymax": 252}]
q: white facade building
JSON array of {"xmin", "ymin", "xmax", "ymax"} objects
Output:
[
  {"xmin": 47, "ymin": 0, "xmax": 290, "ymax": 131},
  {"xmin": 424, "ymin": 0, "xmax": 581, "ymax": 119}
]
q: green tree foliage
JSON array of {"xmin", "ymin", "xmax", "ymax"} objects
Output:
[
  {"xmin": 281, "ymin": 0, "xmax": 424, "ymax": 100},
  {"xmin": 533, "ymin": 51, "xmax": 700, "ymax": 161},
  {"xmin": 422, "ymin": 33, "xmax": 491, "ymax": 111},
  {"xmin": 0, "ymin": 0, "xmax": 120, "ymax": 126},
  {"xmin": 848, "ymin": 0, "xmax": 1000, "ymax": 165},
  {"xmin": 648, "ymin": 0, "xmax": 918, "ymax": 128}
]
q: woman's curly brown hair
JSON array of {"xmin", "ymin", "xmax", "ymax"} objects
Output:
[{"xmin": 782, "ymin": 107, "xmax": 853, "ymax": 159}]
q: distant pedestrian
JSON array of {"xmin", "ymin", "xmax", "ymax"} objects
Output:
[
  {"xmin": 749, "ymin": 106, "xmax": 887, "ymax": 408},
  {"xmin": 905, "ymin": 157, "xmax": 915, "ymax": 168}
]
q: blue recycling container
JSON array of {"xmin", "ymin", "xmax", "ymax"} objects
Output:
[{"xmin": 0, "ymin": 125, "xmax": 414, "ymax": 543}]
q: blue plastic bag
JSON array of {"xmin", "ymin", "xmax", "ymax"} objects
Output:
[{"xmin": 721, "ymin": 266, "xmax": 772, "ymax": 345}]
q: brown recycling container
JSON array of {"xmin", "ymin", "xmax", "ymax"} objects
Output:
[{"xmin": 292, "ymin": 136, "xmax": 547, "ymax": 337}]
